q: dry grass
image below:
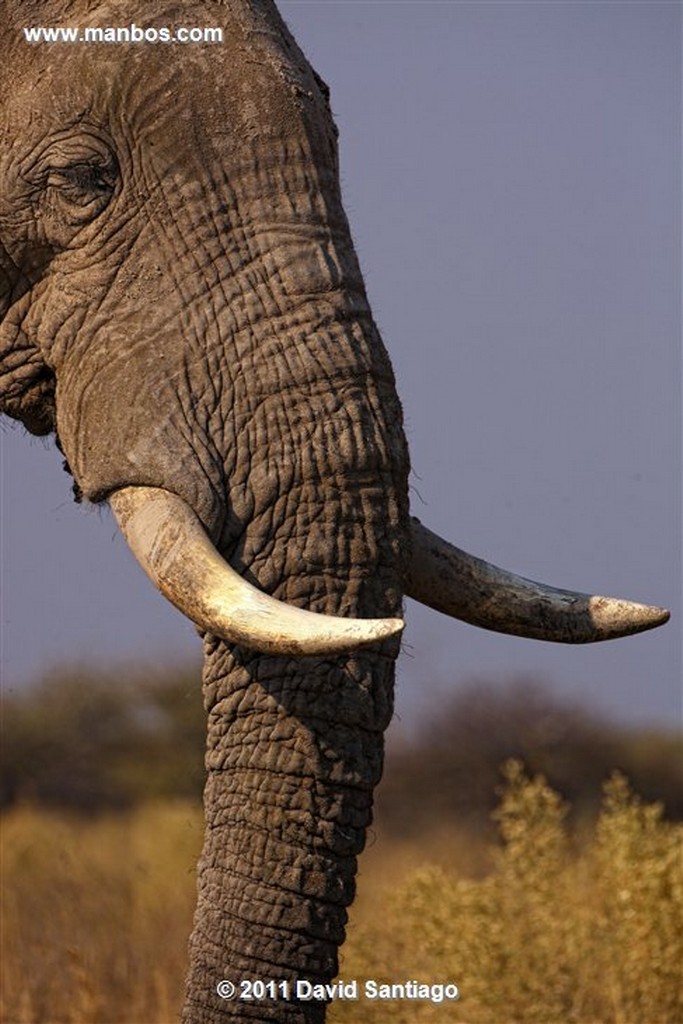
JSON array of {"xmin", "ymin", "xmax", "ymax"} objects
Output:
[
  {"xmin": 1, "ymin": 802, "xmax": 202, "ymax": 1023},
  {"xmin": 2, "ymin": 766, "xmax": 681, "ymax": 1024},
  {"xmin": 332, "ymin": 762, "xmax": 683, "ymax": 1024}
]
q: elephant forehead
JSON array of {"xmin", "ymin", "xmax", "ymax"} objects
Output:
[{"xmin": 3, "ymin": 1, "xmax": 326, "ymax": 150}]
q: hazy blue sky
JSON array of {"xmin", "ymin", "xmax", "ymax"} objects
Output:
[{"xmin": 2, "ymin": 2, "xmax": 680, "ymax": 730}]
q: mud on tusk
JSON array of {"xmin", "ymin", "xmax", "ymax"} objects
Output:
[
  {"xmin": 407, "ymin": 517, "xmax": 670, "ymax": 643},
  {"xmin": 108, "ymin": 486, "xmax": 404, "ymax": 655}
]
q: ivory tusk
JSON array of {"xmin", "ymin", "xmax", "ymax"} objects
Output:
[
  {"xmin": 108, "ymin": 486, "xmax": 404, "ymax": 655},
  {"xmin": 406, "ymin": 517, "xmax": 670, "ymax": 643}
]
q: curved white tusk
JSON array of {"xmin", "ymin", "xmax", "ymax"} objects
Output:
[
  {"xmin": 407, "ymin": 517, "xmax": 670, "ymax": 643},
  {"xmin": 108, "ymin": 486, "xmax": 404, "ymax": 656}
]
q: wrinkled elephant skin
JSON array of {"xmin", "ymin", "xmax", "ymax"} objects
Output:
[
  {"xmin": 1, "ymin": 3, "xmax": 408, "ymax": 1021},
  {"xmin": 0, "ymin": 3, "xmax": 669, "ymax": 1023}
]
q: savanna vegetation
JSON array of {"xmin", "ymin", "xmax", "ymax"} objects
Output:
[
  {"xmin": 2, "ymin": 665, "xmax": 681, "ymax": 1023},
  {"xmin": 334, "ymin": 762, "xmax": 682, "ymax": 1024}
]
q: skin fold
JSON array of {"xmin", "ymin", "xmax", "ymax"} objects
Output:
[
  {"xmin": 1, "ymin": 3, "xmax": 669, "ymax": 1022},
  {"xmin": 1, "ymin": 2, "xmax": 409, "ymax": 1021}
]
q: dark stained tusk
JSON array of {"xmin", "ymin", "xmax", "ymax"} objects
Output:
[
  {"xmin": 407, "ymin": 517, "xmax": 670, "ymax": 643},
  {"xmin": 108, "ymin": 486, "xmax": 404, "ymax": 655}
]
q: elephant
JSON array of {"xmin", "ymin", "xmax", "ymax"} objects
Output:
[{"xmin": 0, "ymin": 2, "xmax": 669, "ymax": 1022}]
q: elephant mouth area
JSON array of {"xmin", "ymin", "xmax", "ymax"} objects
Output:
[
  {"xmin": 107, "ymin": 484, "xmax": 406, "ymax": 655},
  {"xmin": 4, "ymin": 368, "xmax": 56, "ymax": 436}
]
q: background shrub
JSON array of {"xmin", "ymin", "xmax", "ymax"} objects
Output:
[
  {"xmin": 1, "ymin": 663, "xmax": 206, "ymax": 811},
  {"xmin": 2, "ymin": 665, "xmax": 681, "ymax": 1023},
  {"xmin": 332, "ymin": 763, "xmax": 683, "ymax": 1024}
]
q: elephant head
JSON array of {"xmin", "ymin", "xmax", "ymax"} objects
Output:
[{"xmin": 1, "ymin": 2, "xmax": 669, "ymax": 1022}]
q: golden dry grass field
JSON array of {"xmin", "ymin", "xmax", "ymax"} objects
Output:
[{"xmin": 2, "ymin": 763, "xmax": 681, "ymax": 1024}]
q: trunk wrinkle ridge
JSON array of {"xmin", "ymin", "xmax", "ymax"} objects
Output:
[
  {"xmin": 192, "ymin": 853, "xmax": 354, "ymax": 905},
  {"xmin": 192, "ymin": 896, "xmax": 348, "ymax": 946}
]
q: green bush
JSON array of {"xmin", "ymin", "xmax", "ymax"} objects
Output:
[
  {"xmin": 1, "ymin": 664, "xmax": 206, "ymax": 810},
  {"xmin": 378, "ymin": 681, "xmax": 683, "ymax": 835},
  {"xmin": 3, "ymin": 671, "xmax": 681, "ymax": 830}
]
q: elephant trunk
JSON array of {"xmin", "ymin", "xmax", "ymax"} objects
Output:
[
  {"xmin": 165, "ymin": 227, "xmax": 409, "ymax": 1018},
  {"xmin": 183, "ymin": 638, "xmax": 395, "ymax": 1023}
]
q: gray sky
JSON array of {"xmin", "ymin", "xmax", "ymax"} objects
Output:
[{"xmin": 1, "ymin": 2, "xmax": 680, "ymax": 730}]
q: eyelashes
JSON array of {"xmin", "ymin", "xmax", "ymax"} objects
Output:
[
  {"xmin": 47, "ymin": 163, "xmax": 115, "ymax": 205},
  {"xmin": 44, "ymin": 155, "xmax": 119, "ymax": 226}
]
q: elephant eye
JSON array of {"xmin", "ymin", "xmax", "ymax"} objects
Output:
[
  {"xmin": 45, "ymin": 157, "xmax": 118, "ymax": 225},
  {"xmin": 48, "ymin": 164, "xmax": 113, "ymax": 203}
]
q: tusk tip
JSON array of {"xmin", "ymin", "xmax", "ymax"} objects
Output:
[
  {"xmin": 589, "ymin": 597, "xmax": 670, "ymax": 638},
  {"xmin": 319, "ymin": 615, "xmax": 405, "ymax": 652},
  {"xmin": 406, "ymin": 518, "xmax": 671, "ymax": 643},
  {"xmin": 373, "ymin": 617, "xmax": 405, "ymax": 640}
]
